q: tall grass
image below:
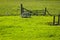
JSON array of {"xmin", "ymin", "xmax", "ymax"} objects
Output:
[{"xmin": 0, "ymin": 0, "xmax": 60, "ymax": 16}]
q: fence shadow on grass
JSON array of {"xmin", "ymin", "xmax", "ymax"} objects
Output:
[{"xmin": 46, "ymin": 22, "xmax": 60, "ymax": 26}]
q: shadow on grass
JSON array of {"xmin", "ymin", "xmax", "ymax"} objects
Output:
[
  {"xmin": 0, "ymin": 25, "xmax": 22, "ymax": 30},
  {"xmin": 36, "ymin": 33, "xmax": 56, "ymax": 38},
  {"xmin": 0, "ymin": 25, "xmax": 23, "ymax": 36},
  {"xmin": 45, "ymin": 22, "xmax": 60, "ymax": 26}
]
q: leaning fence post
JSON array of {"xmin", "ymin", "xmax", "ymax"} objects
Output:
[
  {"xmin": 58, "ymin": 15, "xmax": 60, "ymax": 25},
  {"xmin": 53, "ymin": 16, "xmax": 55, "ymax": 25}
]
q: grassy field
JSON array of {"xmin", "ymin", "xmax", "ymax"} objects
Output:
[
  {"xmin": 0, "ymin": 16, "xmax": 60, "ymax": 40},
  {"xmin": 0, "ymin": 0, "xmax": 60, "ymax": 40},
  {"xmin": 0, "ymin": 0, "xmax": 60, "ymax": 15}
]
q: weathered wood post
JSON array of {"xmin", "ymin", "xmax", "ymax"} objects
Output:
[
  {"xmin": 53, "ymin": 16, "xmax": 55, "ymax": 25},
  {"xmin": 44, "ymin": 7, "xmax": 47, "ymax": 16},
  {"xmin": 58, "ymin": 15, "xmax": 60, "ymax": 25},
  {"xmin": 21, "ymin": 4, "xmax": 23, "ymax": 15}
]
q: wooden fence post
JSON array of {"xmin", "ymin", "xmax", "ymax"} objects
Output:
[
  {"xmin": 21, "ymin": 4, "xmax": 23, "ymax": 15},
  {"xmin": 53, "ymin": 16, "xmax": 55, "ymax": 25},
  {"xmin": 58, "ymin": 15, "xmax": 60, "ymax": 25},
  {"xmin": 44, "ymin": 7, "xmax": 47, "ymax": 15}
]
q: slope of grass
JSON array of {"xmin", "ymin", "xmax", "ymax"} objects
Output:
[{"xmin": 0, "ymin": 1, "xmax": 60, "ymax": 15}]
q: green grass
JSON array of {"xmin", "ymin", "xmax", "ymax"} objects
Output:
[
  {"xmin": 0, "ymin": 16, "xmax": 60, "ymax": 40},
  {"xmin": 0, "ymin": 1, "xmax": 60, "ymax": 15},
  {"xmin": 0, "ymin": 0, "xmax": 60, "ymax": 40}
]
